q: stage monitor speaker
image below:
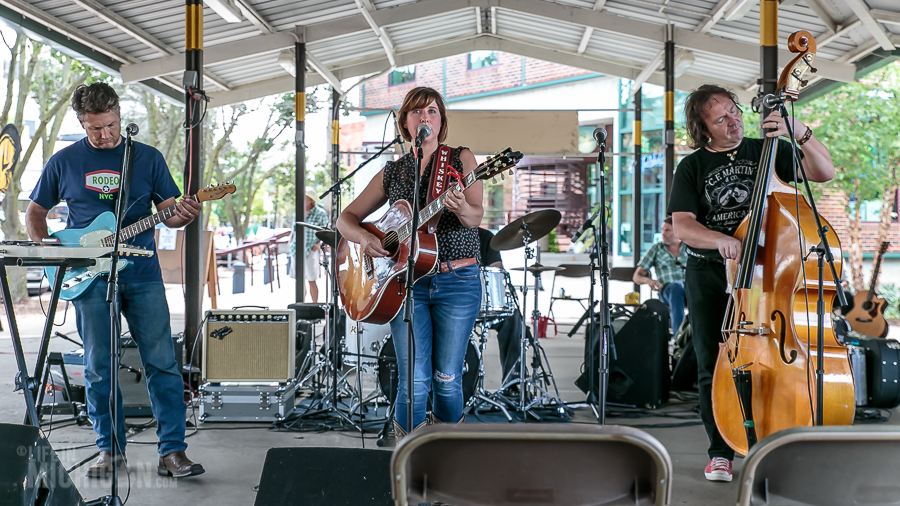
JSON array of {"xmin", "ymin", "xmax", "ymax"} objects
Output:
[
  {"xmin": 576, "ymin": 300, "xmax": 671, "ymax": 408},
  {"xmin": 0, "ymin": 423, "xmax": 85, "ymax": 505},
  {"xmin": 119, "ymin": 335, "xmax": 183, "ymax": 417},
  {"xmin": 202, "ymin": 309, "xmax": 295, "ymax": 383},
  {"xmin": 254, "ymin": 447, "xmax": 393, "ymax": 506}
]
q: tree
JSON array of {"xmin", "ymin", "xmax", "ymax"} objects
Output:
[
  {"xmin": 800, "ymin": 63, "xmax": 900, "ymax": 292},
  {"xmin": 0, "ymin": 36, "xmax": 89, "ymax": 301}
]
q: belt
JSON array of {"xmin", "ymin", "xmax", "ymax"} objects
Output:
[{"xmin": 438, "ymin": 257, "xmax": 477, "ymax": 274}]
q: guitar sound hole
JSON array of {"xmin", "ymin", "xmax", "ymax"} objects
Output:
[{"xmin": 382, "ymin": 232, "xmax": 400, "ymax": 257}]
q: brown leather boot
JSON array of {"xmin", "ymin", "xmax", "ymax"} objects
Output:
[
  {"xmin": 86, "ymin": 451, "xmax": 126, "ymax": 479},
  {"xmin": 157, "ymin": 451, "xmax": 205, "ymax": 478}
]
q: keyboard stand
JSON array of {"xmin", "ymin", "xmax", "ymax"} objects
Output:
[{"xmin": 1, "ymin": 257, "xmax": 96, "ymax": 427}]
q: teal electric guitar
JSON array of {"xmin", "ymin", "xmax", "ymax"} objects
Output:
[{"xmin": 46, "ymin": 183, "xmax": 236, "ymax": 300}]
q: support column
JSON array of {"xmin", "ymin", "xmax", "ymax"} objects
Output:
[
  {"xmin": 760, "ymin": 0, "xmax": 779, "ymax": 122},
  {"xmin": 632, "ymin": 87, "xmax": 642, "ymax": 293},
  {"xmin": 330, "ymin": 88, "xmax": 341, "ymax": 264},
  {"xmin": 664, "ymin": 24, "xmax": 675, "ymax": 197},
  {"xmin": 295, "ymin": 43, "xmax": 306, "ymax": 303},
  {"xmin": 184, "ymin": 0, "xmax": 204, "ymax": 363}
]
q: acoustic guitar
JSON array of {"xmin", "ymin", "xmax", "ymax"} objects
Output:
[
  {"xmin": 337, "ymin": 149, "xmax": 521, "ymax": 324},
  {"xmin": 846, "ymin": 241, "xmax": 890, "ymax": 337}
]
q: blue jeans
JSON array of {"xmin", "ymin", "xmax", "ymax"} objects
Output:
[
  {"xmin": 75, "ymin": 280, "xmax": 187, "ymax": 456},
  {"xmin": 390, "ymin": 264, "xmax": 482, "ymax": 431},
  {"xmin": 660, "ymin": 281, "xmax": 686, "ymax": 334}
]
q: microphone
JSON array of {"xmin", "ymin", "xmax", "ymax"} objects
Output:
[
  {"xmin": 415, "ymin": 124, "xmax": 431, "ymax": 146},
  {"xmin": 125, "ymin": 123, "xmax": 139, "ymax": 136},
  {"xmin": 592, "ymin": 127, "xmax": 607, "ymax": 145},
  {"xmin": 761, "ymin": 94, "xmax": 787, "ymax": 109}
]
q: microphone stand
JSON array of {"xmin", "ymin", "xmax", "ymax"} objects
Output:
[
  {"xmin": 316, "ymin": 136, "xmax": 402, "ymax": 428},
  {"xmin": 91, "ymin": 126, "xmax": 137, "ymax": 506},
  {"xmin": 589, "ymin": 139, "xmax": 613, "ymax": 424},
  {"xmin": 403, "ymin": 131, "xmax": 427, "ymax": 433},
  {"xmin": 775, "ymin": 103, "xmax": 848, "ymax": 426}
]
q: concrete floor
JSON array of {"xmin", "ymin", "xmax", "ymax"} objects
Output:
[{"xmin": 1, "ymin": 254, "xmax": 898, "ymax": 505}]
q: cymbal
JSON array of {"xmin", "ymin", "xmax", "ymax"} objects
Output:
[
  {"xmin": 296, "ymin": 221, "xmax": 329, "ymax": 232},
  {"xmin": 510, "ymin": 263, "xmax": 565, "ymax": 274},
  {"xmin": 315, "ymin": 230, "xmax": 336, "ymax": 246},
  {"xmin": 490, "ymin": 209, "xmax": 562, "ymax": 251}
]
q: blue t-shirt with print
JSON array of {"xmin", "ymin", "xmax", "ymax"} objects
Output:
[{"xmin": 30, "ymin": 137, "xmax": 180, "ymax": 283}]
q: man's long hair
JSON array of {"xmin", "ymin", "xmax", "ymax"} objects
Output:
[
  {"xmin": 71, "ymin": 82, "xmax": 120, "ymax": 121},
  {"xmin": 683, "ymin": 84, "xmax": 742, "ymax": 150}
]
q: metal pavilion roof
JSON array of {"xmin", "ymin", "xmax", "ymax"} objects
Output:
[{"xmin": 1, "ymin": 0, "xmax": 898, "ymax": 107}]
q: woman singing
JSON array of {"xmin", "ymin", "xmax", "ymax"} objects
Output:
[{"xmin": 336, "ymin": 87, "xmax": 483, "ymax": 438}]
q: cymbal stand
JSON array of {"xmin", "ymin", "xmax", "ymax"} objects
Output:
[
  {"xmin": 524, "ymin": 248, "xmax": 570, "ymax": 417},
  {"xmin": 465, "ymin": 320, "xmax": 513, "ymax": 422}
]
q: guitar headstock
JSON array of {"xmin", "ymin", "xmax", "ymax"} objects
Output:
[
  {"xmin": 777, "ymin": 31, "xmax": 817, "ymax": 103},
  {"xmin": 196, "ymin": 182, "xmax": 237, "ymax": 203},
  {"xmin": 474, "ymin": 148, "xmax": 523, "ymax": 183}
]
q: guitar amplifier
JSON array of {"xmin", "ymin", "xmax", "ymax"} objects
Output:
[{"xmin": 202, "ymin": 309, "xmax": 295, "ymax": 383}]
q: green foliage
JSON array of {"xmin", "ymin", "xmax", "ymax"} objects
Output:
[{"xmin": 880, "ymin": 283, "xmax": 900, "ymax": 320}]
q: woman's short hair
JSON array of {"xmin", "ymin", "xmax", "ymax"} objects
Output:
[
  {"xmin": 683, "ymin": 84, "xmax": 742, "ymax": 150},
  {"xmin": 396, "ymin": 87, "xmax": 448, "ymax": 144},
  {"xmin": 71, "ymin": 83, "xmax": 120, "ymax": 121}
]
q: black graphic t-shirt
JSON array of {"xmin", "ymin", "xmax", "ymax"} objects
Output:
[
  {"xmin": 382, "ymin": 147, "xmax": 480, "ymax": 263},
  {"xmin": 666, "ymin": 137, "xmax": 801, "ymax": 259}
]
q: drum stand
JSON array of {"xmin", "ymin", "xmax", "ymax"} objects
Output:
[
  {"xmin": 497, "ymin": 231, "xmax": 569, "ymax": 420},
  {"xmin": 464, "ymin": 320, "xmax": 513, "ymax": 422}
]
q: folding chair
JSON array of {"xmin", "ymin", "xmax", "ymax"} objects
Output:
[
  {"xmin": 737, "ymin": 425, "xmax": 900, "ymax": 506},
  {"xmin": 391, "ymin": 424, "xmax": 673, "ymax": 506},
  {"xmin": 547, "ymin": 263, "xmax": 591, "ymax": 321}
]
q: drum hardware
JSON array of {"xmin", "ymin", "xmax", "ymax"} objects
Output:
[
  {"xmin": 492, "ymin": 210, "xmax": 570, "ymax": 419},
  {"xmin": 464, "ymin": 320, "xmax": 514, "ymax": 422}
]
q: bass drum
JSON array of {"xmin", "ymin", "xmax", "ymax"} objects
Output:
[{"xmin": 377, "ymin": 336, "xmax": 478, "ymax": 405}]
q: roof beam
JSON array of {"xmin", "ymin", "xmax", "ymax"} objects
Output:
[
  {"xmin": 124, "ymin": 0, "xmax": 858, "ymax": 85},
  {"xmin": 207, "ymin": 34, "xmax": 753, "ymax": 107},
  {"xmin": 234, "ymin": 0, "xmax": 276, "ymax": 34},
  {"xmin": 817, "ymin": 18, "xmax": 861, "ymax": 48},
  {"xmin": 475, "ymin": 6, "xmax": 482, "ymax": 34},
  {"xmin": 841, "ymin": 0, "xmax": 894, "ymax": 51},
  {"xmin": 695, "ymin": 0, "xmax": 738, "ymax": 34},
  {"xmin": 355, "ymin": 0, "xmax": 397, "ymax": 68},
  {"xmin": 630, "ymin": 49, "xmax": 664, "ymax": 94},
  {"xmin": 577, "ymin": 28, "xmax": 593, "ymax": 54},
  {"xmin": 803, "ymin": 0, "xmax": 838, "ymax": 34},
  {"xmin": 872, "ymin": 9, "xmax": 900, "ymax": 27},
  {"xmin": 120, "ymin": 32, "xmax": 295, "ymax": 83},
  {"xmin": 70, "ymin": 0, "xmax": 231, "ymax": 90},
  {"xmin": 499, "ymin": 0, "xmax": 856, "ymax": 82}
]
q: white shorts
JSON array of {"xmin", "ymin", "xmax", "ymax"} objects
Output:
[{"xmin": 305, "ymin": 249, "xmax": 320, "ymax": 281}]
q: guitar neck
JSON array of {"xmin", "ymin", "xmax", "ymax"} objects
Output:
[
  {"xmin": 866, "ymin": 244, "xmax": 889, "ymax": 302},
  {"xmin": 398, "ymin": 172, "xmax": 476, "ymax": 242},
  {"xmin": 101, "ymin": 198, "xmax": 189, "ymax": 246}
]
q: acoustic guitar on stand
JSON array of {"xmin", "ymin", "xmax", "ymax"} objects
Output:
[
  {"xmin": 846, "ymin": 241, "xmax": 890, "ymax": 337},
  {"xmin": 337, "ymin": 148, "xmax": 522, "ymax": 324}
]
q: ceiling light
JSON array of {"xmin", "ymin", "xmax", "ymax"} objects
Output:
[
  {"xmin": 724, "ymin": 0, "xmax": 757, "ymax": 21},
  {"xmin": 278, "ymin": 50, "xmax": 295, "ymax": 76},
  {"xmin": 206, "ymin": 0, "xmax": 242, "ymax": 23}
]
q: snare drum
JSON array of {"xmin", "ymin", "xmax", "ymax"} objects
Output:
[
  {"xmin": 479, "ymin": 266, "xmax": 514, "ymax": 320},
  {"xmin": 343, "ymin": 317, "xmax": 391, "ymax": 366}
]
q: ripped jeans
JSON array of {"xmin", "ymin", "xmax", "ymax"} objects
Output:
[{"xmin": 390, "ymin": 264, "xmax": 482, "ymax": 431}]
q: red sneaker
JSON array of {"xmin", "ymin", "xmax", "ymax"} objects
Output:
[{"xmin": 704, "ymin": 457, "xmax": 732, "ymax": 482}]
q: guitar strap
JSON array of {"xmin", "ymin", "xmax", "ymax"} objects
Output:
[{"xmin": 424, "ymin": 145, "xmax": 459, "ymax": 234}]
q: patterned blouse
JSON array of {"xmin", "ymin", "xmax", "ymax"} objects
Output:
[{"xmin": 382, "ymin": 146, "xmax": 480, "ymax": 264}]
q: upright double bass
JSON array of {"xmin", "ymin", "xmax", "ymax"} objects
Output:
[{"xmin": 711, "ymin": 31, "xmax": 855, "ymax": 455}]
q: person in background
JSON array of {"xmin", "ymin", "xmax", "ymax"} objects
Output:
[
  {"xmin": 291, "ymin": 191, "xmax": 329, "ymax": 302},
  {"xmin": 632, "ymin": 216, "xmax": 688, "ymax": 334}
]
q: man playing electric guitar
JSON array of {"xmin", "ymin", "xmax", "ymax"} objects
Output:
[{"xmin": 25, "ymin": 83, "xmax": 205, "ymax": 479}]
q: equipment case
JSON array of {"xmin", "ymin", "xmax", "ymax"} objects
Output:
[{"xmin": 199, "ymin": 382, "xmax": 296, "ymax": 422}]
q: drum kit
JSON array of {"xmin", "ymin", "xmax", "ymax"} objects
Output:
[{"xmin": 293, "ymin": 208, "xmax": 570, "ymax": 428}]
